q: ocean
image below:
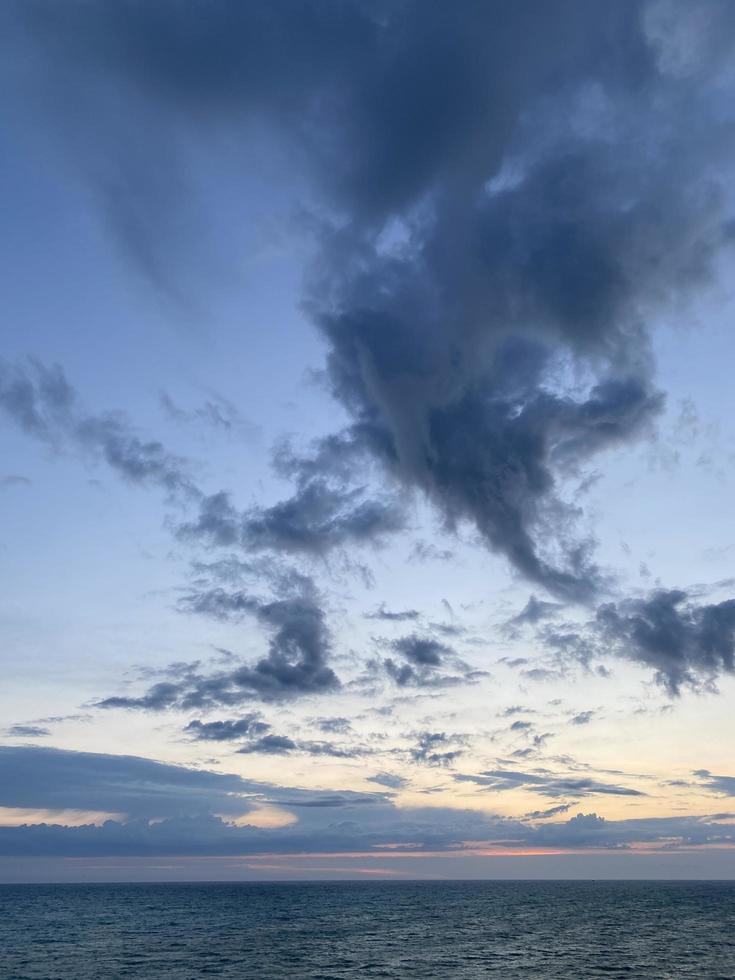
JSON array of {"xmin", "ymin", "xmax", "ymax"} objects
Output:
[{"xmin": 1, "ymin": 880, "xmax": 733, "ymax": 978}]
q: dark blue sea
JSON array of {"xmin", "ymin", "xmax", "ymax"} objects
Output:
[{"xmin": 1, "ymin": 880, "xmax": 733, "ymax": 979}]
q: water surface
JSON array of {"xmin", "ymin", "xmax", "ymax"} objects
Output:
[{"xmin": 1, "ymin": 880, "xmax": 734, "ymax": 978}]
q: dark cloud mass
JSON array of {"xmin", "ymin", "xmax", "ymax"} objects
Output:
[
  {"xmin": 0, "ymin": 747, "xmax": 732, "ymax": 860},
  {"xmin": 184, "ymin": 716, "xmax": 269, "ymax": 742},
  {"xmin": 238, "ymin": 734, "xmax": 296, "ymax": 756},
  {"xmin": 544, "ymin": 588, "xmax": 735, "ymax": 694},
  {"xmin": 7, "ymin": 0, "xmax": 735, "ymax": 597},
  {"xmin": 0, "ymin": 746, "xmax": 385, "ymax": 823},
  {"xmin": 378, "ymin": 631, "xmax": 474, "ymax": 690},
  {"xmin": 99, "ymin": 585, "xmax": 339, "ymax": 709},
  {"xmin": 596, "ymin": 591, "xmax": 735, "ymax": 694},
  {"xmin": 410, "ymin": 732, "xmax": 463, "ymax": 767},
  {"xmin": 392, "ymin": 635, "xmax": 451, "ymax": 668},
  {"xmin": 189, "ymin": 482, "xmax": 406, "ymax": 556}
]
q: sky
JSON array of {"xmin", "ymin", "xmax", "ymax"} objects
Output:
[{"xmin": 1, "ymin": 0, "xmax": 735, "ymax": 883}]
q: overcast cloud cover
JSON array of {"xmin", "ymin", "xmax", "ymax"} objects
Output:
[{"xmin": 1, "ymin": 0, "xmax": 735, "ymax": 880}]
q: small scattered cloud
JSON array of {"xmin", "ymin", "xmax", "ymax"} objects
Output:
[{"xmin": 5, "ymin": 725, "xmax": 50, "ymax": 738}]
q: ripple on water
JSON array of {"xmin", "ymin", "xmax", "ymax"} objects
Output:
[{"xmin": 0, "ymin": 881, "xmax": 734, "ymax": 979}]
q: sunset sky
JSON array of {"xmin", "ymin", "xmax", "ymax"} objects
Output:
[{"xmin": 2, "ymin": 0, "xmax": 735, "ymax": 881}]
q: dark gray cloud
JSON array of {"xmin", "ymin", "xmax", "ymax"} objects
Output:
[
  {"xmin": 179, "ymin": 481, "xmax": 406, "ymax": 556},
  {"xmin": 570, "ymin": 711, "xmax": 595, "ymax": 726},
  {"xmin": 0, "ymin": 361, "xmax": 402, "ymax": 567},
  {"xmin": 7, "ymin": 1, "xmax": 734, "ymax": 599},
  {"xmin": 314, "ymin": 717, "xmax": 353, "ymax": 735},
  {"xmin": 366, "ymin": 772, "xmax": 409, "ymax": 790},
  {"xmin": 98, "ymin": 681, "xmax": 184, "ymax": 713},
  {"xmin": 544, "ymin": 588, "xmax": 735, "ymax": 694},
  {"xmin": 510, "ymin": 720, "xmax": 533, "ymax": 733},
  {"xmin": 0, "ymin": 745, "xmax": 387, "ymax": 825},
  {"xmin": 99, "ymin": 585, "xmax": 340, "ymax": 708},
  {"xmin": 5, "ymin": 725, "xmax": 50, "ymax": 738},
  {"xmin": 596, "ymin": 590, "xmax": 735, "ymax": 694},
  {"xmin": 365, "ymin": 604, "xmax": 421, "ymax": 623},
  {"xmin": 0, "ymin": 747, "xmax": 732, "ymax": 859},
  {"xmin": 184, "ymin": 715, "xmax": 269, "ymax": 742},
  {"xmin": 3, "ymin": 806, "xmax": 733, "ymax": 860},
  {"xmin": 0, "ymin": 359, "xmax": 197, "ymax": 499},
  {"xmin": 0, "ymin": 745, "xmax": 258, "ymax": 819},
  {"xmin": 455, "ymin": 768, "xmax": 645, "ymax": 799},
  {"xmin": 524, "ymin": 803, "xmax": 577, "ymax": 820},
  {"xmin": 502, "ymin": 706, "xmax": 535, "ymax": 718},
  {"xmin": 505, "ymin": 595, "xmax": 565, "ymax": 635},
  {"xmin": 240, "ymin": 482, "xmax": 406, "ymax": 555},
  {"xmin": 392, "ymin": 635, "xmax": 451, "ymax": 668},
  {"xmin": 409, "ymin": 732, "xmax": 463, "ymax": 767},
  {"xmin": 379, "ymin": 656, "xmax": 477, "ymax": 692},
  {"xmin": 694, "ymin": 770, "xmax": 735, "ymax": 797},
  {"xmin": 239, "ymin": 735, "xmax": 363, "ymax": 759},
  {"xmin": 373, "ymin": 632, "xmax": 480, "ymax": 690},
  {"xmin": 238, "ymin": 734, "xmax": 297, "ymax": 755}
]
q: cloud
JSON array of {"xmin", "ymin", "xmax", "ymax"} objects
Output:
[
  {"xmin": 570, "ymin": 711, "xmax": 595, "ymax": 726},
  {"xmin": 595, "ymin": 590, "xmax": 735, "ymax": 694},
  {"xmin": 4, "ymin": 807, "xmax": 734, "ymax": 859},
  {"xmin": 409, "ymin": 732, "xmax": 463, "ymax": 767},
  {"xmin": 455, "ymin": 768, "xmax": 646, "ymax": 799},
  {"xmin": 8, "ymin": 2, "xmax": 735, "ymax": 600},
  {"xmin": 0, "ymin": 360, "xmax": 400, "ymax": 562},
  {"xmin": 0, "ymin": 359, "xmax": 197, "ymax": 499},
  {"xmin": 372, "ymin": 631, "xmax": 482, "ymax": 691},
  {"xmin": 502, "ymin": 706, "xmax": 535, "ymax": 718},
  {"xmin": 184, "ymin": 716, "xmax": 269, "ymax": 742},
  {"xmin": 392, "ymin": 635, "xmax": 451, "ymax": 668},
  {"xmin": 238, "ymin": 735, "xmax": 297, "ymax": 755},
  {"xmin": 505, "ymin": 595, "xmax": 564, "ymax": 635},
  {"xmin": 241, "ymin": 482, "xmax": 406, "ymax": 555},
  {"xmin": 366, "ymin": 773, "xmax": 409, "ymax": 790},
  {"xmin": 99, "ymin": 588, "xmax": 340, "ymax": 708},
  {"xmin": 238, "ymin": 735, "xmax": 363, "ymax": 758},
  {"xmin": 4, "ymin": 725, "xmax": 50, "ymax": 738},
  {"xmin": 179, "ymin": 481, "xmax": 406, "ymax": 557},
  {"xmin": 0, "ymin": 746, "xmax": 388, "ymax": 827},
  {"xmin": 0, "ymin": 474, "xmax": 31, "ymax": 488},
  {"xmin": 524, "ymin": 803, "xmax": 577, "ymax": 820},
  {"xmin": 694, "ymin": 770, "xmax": 735, "ymax": 796},
  {"xmin": 0, "ymin": 745, "xmax": 260, "ymax": 820},
  {"xmin": 409, "ymin": 541, "xmax": 454, "ymax": 564},
  {"xmin": 314, "ymin": 717, "xmax": 353, "ymax": 735},
  {"xmin": 0, "ymin": 748, "xmax": 733, "ymax": 859},
  {"xmin": 510, "ymin": 720, "xmax": 533, "ymax": 732},
  {"xmin": 365, "ymin": 605, "xmax": 421, "ymax": 623},
  {"xmin": 543, "ymin": 588, "xmax": 735, "ymax": 694},
  {"xmin": 160, "ymin": 390, "xmax": 257, "ymax": 440}
]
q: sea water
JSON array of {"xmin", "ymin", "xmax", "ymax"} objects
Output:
[{"xmin": 1, "ymin": 880, "xmax": 733, "ymax": 979}]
